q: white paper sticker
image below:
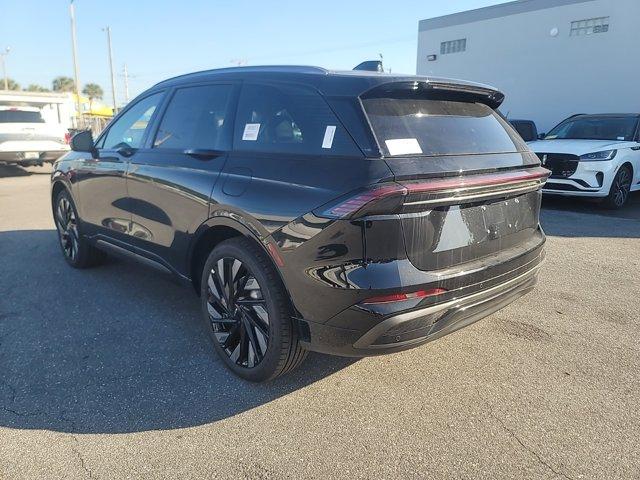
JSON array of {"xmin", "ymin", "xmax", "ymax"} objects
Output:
[
  {"xmin": 322, "ymin": 125, "xmax": 336, "ymax": 149},
  {"xmin": 385, "ymin": 138, "xmax": 423, "ymax": 155},
  {"xmin": 242, "ymin": 123, "xmax": 261, "ymax": 141},
  {"xmin": 617, "ymin": 136, "xmax": 625, "ymax": 141}
]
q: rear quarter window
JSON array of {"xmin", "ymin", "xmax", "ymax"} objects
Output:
[
  {"xmin": 233, "ymin": 83, "xmax": 361, "ymax": 156},
  {"xmin": 362, "ymin": 97, "xmax": 527, "ymax": 156}
]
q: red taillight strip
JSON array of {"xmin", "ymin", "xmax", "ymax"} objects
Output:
[
  {"xmin": 323, "ymin": 167, "xmax": 549, "ymax": 218},
  {"xmin": 361, "ymin": 288, "xmax": 448, "ymax": 305},
  {"xmin": 403, "ymin": 167, "xmax": 550, "ymax": 194},
  {"xmin": 326, "ymin": 183, "xmax": 404, "ymax": 218}
]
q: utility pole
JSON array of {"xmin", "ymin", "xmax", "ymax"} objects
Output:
[
  {"xmin": 122, "ymin": 64, "xmax": 130, "ymax": 103},
  {"xmin": 0, "ymin": 47, "xmax": 10, "ymax": 90},
  {"xmin": 104, "ymin": 26, "xmax": 117, "ymax": 112},
  {"xmin": 70, "ymin": 0, "xmax": 82, "ymax": 127}
]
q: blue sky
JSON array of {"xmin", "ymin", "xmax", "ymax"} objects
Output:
[{"xmin": 1, "ymin": 0, "xmax": 509, "ymax": 105}]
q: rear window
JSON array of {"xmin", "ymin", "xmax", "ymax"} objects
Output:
[
  {"xmin": 362, "ymin": 98, "xmax": 525, "ymax": 156},
  {"xmin": 0, "ymin": 110, "xmax": 45, "ymax": 123},
  {"xmin": 234, "ymin": 83, "xmax": 360, "ymax": 156}
]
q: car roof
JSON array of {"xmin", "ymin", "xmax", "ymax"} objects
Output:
[
  {"xmin": 568, "ymin": 113, "xmax": 640, "ymax": 119},
  {"xmin": 151, "ymin": 65, "xmax": 504, "ymax": 104}
]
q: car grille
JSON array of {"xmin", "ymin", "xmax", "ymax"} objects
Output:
[{"xmin": 536, "ymin": 153, "xmax": 579, "ymax": 178}]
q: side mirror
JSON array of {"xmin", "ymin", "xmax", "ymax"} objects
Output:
[
  {"xmin": 537, "ymin": 133, "xmax": 546, "ymax": 140},
  {"xmin": 70, "ymin": 130, "xmax": 97, "ymax": 157}
]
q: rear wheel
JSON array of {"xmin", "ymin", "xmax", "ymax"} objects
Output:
[
  {"xmin": 53, "ymin": 189, "xmax": 106, "ymax": 268},
  {"xmin": 200, "ymin": 237, "xmax": 307, "ymax": 382},
  {"xmin": 602, "ymin": 165, "xmax": 632, "ymax": 209}
]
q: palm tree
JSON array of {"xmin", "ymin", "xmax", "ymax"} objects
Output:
[
  {"xmin": 52, "ymin": 76, "xmax": 75, "ymax": 92},
  {"xmin": 82, "ymin": 83, "xmax": 104, "ymax": 113},
  {"xmin": 26, "ymin": 84, "xmax": 50, "ymax": 92},
  {"xmin": 5, "ymin": 78, "xmax": 20, "ymax": 90}
]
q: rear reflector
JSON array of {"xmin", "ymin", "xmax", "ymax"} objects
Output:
[
  {"xmin": 266, "ymin": 242, "xmax": 285, "ymax": 267},
  {"xmin": 320, "ymin": 167, "xmax": 550, "ymax": 219},
  {"xmin": 361, "ymin": 288, "xmax": 447, "ymax": 305}
]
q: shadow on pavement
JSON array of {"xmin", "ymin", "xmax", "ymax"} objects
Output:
[
  {"xmin": 0, "ymin": 229, "xmax": 356, "ymax": 434},
  {"xmin": 0, "ymin": 164, "xmax": 52, "ymax": 178},
  {"xmin": 541, "ymin": 192, "xmax": 640, "ymax": 238}
]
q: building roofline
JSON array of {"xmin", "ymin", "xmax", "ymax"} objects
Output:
[{"xmin": 419, "ymin": 0, "xmax": 596, "ymax": 31}]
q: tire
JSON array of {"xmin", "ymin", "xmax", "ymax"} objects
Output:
[
  {"xmin": 602, "ymin": 165, "xmax": 632, "ymax": 209},
  {"xmin": 200, "ymin": 237, "xmax": 307, "ymax": 382},
  {"xmin": 53, "ymin": 189, "xmax": 106, "ymax": 268}
]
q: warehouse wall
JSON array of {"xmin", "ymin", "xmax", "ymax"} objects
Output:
[{"xmin": 417, "ymin": 0, "xmax": 640, "ymax": 132}]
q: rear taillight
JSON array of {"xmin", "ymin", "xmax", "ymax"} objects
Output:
[
  {"xmin": 64, "ymin": 132, "xmax": 71, "ymax": 144},
  {"xmin": 361, "ymin": 288, "xmax": 448, "ymax": 305},
  {"xmin": 317, "ymin": 167, "xmax": 550, "ymax": 219}
]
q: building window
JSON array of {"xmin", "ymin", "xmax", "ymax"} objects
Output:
[
  {"xmin": 570, "ymin": 17, "xmax": 609, "ymax": 36},
  {"xmin": 440, "ymin": 38, "xmax": 466, "ymax": 55}
]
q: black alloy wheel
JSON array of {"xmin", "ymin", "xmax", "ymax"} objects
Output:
[
  {"xmin": 200, "ymin": 238, "xmax": 307, "ymax": 382},
  {"xmin": 53, "ymin": 190, "xmax": 106, "ymax": 268},
  {"xmin": 206, "ymin": 256, "xmax": 270, "ymax": 368},
  {"xmin": 55, "ymin": 195, "xmax": 79, "ymax": 261}
]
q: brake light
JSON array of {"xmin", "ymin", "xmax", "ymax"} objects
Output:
[
  {"xmin": 361, "ymin": 288, "xmax": 447, "ymax": 305},
  {"xmin": 325, "ymin": 183, "xmax": 404, "ymax": 218},
  {"xmin": 319, "ymin": 167, "xmax": 549, "ymax": 219},
  {"xmin": 64, "ymin": 132, "xmax": 71, "ymax": 144}
]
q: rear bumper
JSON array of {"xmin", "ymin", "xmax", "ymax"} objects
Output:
[
  {"xmin": 0, "ymin": 149, "xmax": 68, "ymax": 164},
  {"xmin": 297, "ymin": 245, "xmax": 543, "ymax": 357}
]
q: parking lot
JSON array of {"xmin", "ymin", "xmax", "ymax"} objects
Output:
[{"xmin": 0, "ymin": 164, "xmax": 638, "ymax": 479}]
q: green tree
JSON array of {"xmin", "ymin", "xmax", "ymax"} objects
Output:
[
  {"xmin": 26, "ymin": 84, "xmax": 50, "ymax": 92},
  {"xmin": 4, "ymin": 78, "xmax": 20, "ymax": 90},
  {"xmin": 82, "ymin": 83, "xmax": 104, "ymax": 112},
  {"xmin": 52, "ymin": 76, "xmax": 75, "ymax": 92}
]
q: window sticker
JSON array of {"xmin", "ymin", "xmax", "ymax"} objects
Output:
[
  {"xmin": 242, "ymin": 123, "xmax": 261, "ymax": 141},
  {"xmin": 617, "ymin": 136, "xmax": 625, "ymax": 141},
  {"xmin": 322, "ymin": 125, "xmax": 336, "ymax": 149},
  {"xmin": 385, "ymin": 138, "xmax": 423, "ymax": 155}
]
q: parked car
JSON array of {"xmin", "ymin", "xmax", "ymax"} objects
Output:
[
  {"xmin": 0, "ymin": 106, "xmax": 69, "ymax": 166},
  {"xmin": 528, "ymin": 113, "xmax": 640, "ymax": 208},
  {"xmin": 509, "ymin": 119, "xmax": 538, "ymax": 142},
  {"xmin": 51, "ymin": 66, "xmax": 549, "ymax": 381}
]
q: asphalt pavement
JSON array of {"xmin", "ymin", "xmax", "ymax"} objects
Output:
[{"xmin": 0, "ymin": 164, "xmax": 639, "ymax": 479}]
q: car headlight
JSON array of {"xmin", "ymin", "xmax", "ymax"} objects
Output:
[{"xmin": 579, "ymin": 150, "xmax": 617, "ymax": 161}]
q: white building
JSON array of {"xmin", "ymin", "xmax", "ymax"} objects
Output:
[{"xmin": 417, "ymin": 0, "xmax": 640, "ymax": 132}]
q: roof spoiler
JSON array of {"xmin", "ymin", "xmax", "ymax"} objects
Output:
[
  {"xmin": 353, "ymin": 60, "xmax": 384, "ymax": 73},
  {"xmin": 360, "ymin": 80, "xmax": 505, "ymax": 109}
]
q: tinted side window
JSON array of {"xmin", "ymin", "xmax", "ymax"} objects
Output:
[
  {"xmin": 234, "ymin": 83, "xmax": 360, "ymax": 156},
  {"xmin": 102, "ymin": 93, "xmax": 163, "ymax": 149},
  {"xmin": 154, "ymin": 84, "xmax": 233, "ymax": 150}
]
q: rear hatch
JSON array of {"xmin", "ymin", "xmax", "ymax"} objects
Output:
[
  {"xmin": 360, "ymin": 81, "xmax": 548, "ymax": 271},
  {"xmin": 0, "ymin": 107, "xmax": 67, "ymax": 145}
]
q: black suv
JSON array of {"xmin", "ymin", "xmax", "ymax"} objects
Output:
[{"xmin": 52, "ymin": 66, "xmax": 548, "ymax": 381}]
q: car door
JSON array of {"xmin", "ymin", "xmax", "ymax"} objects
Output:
[
  {"xmin": 76, "ymin": 92, "xmax": 164, "ymax": 243},
  {"xmin": 125, "ymin": 82, "xmax": 238, "ymax": 274}
]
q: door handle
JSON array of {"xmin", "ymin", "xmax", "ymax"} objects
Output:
[{"xmin": 184, "ymin": 149, "xmax": 225, "ymax": 159}]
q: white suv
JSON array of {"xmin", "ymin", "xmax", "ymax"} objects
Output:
[
  {"xmin": 0, "ymin": 106, "xmax": 70, "ymax": 166},
  {"xmin": 528, "ymin": 114, "xmax": 640, "ymax": 208}
]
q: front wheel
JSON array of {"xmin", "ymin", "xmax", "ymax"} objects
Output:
[
  {"xmin": 602, "ymin": 165, "xmax": 632, "ymax": 209},
  {"xmin": 53, "ymin": 189, "xmax": 106, "ymax": 268},
  {"xmin": 200, "ymin": 237, "xmax": 307, "ymax": 382}
]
